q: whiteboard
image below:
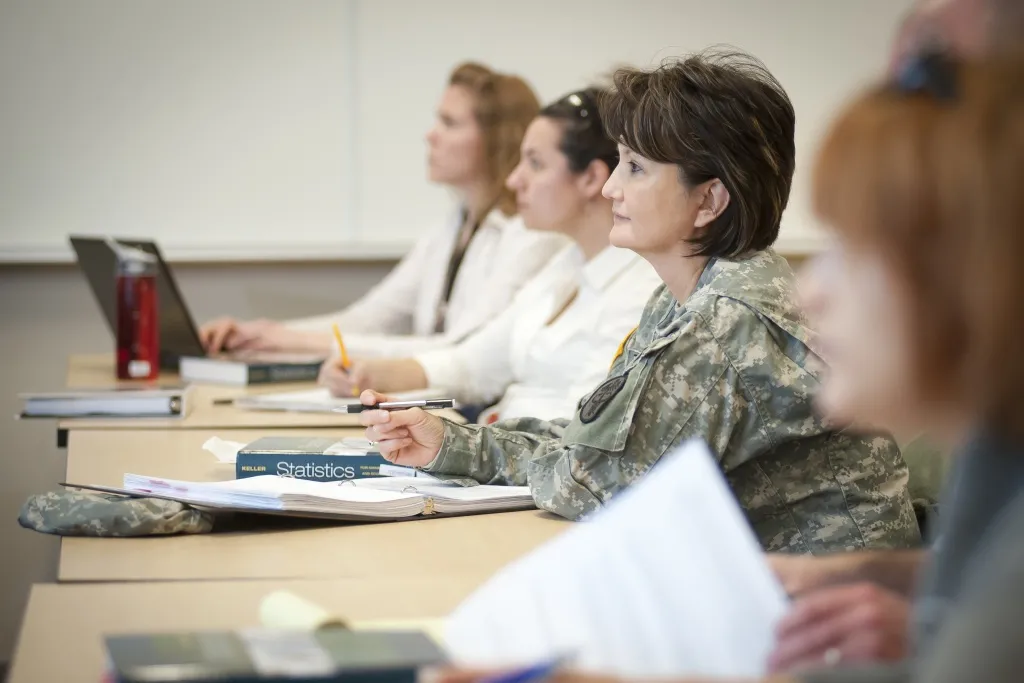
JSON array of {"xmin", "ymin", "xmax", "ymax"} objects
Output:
[
  {"xmin": 0, "ymin": 0, "xmax": 912, "ymax": 262},
  {"xmin": 0, "ymin": 0, "xmax": 358, "ymax": 262}
]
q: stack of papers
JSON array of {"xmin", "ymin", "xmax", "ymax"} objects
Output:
[
  {"xmin": 113, "ymin": 474, "xmax": 535, "ymax": 520},
  {"xmin": 233, "ymin": 387, "xmax": 444, "ymax": 414}
]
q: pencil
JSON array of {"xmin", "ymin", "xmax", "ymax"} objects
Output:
[
  {"xmin": 331, "ymin": 323, "xmax": 358, "ymax": 396},
  {"xmin": 332, "ymin": 323, "xmax": 351, "ymax": 369}
]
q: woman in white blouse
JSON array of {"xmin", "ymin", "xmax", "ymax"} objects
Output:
[
  {"xmin": 199, "ymin": 62, "xmax": 566, "ymax": 358},
  {"xmin": 321, "ymin": 88, "xmax": 661, "ymax": 422}
]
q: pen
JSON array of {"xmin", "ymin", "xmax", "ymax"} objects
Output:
[
  {"xmin": 339, "ymin": 399, "xmax": 455, "ymax": 414},
  {"xmin": 477, "ymin": 655, "xmax": 570, "ymax": 683}
]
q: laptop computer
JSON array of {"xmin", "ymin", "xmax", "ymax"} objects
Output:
[
  {"xmin": 70, "ymin": 236, "xmax": 328, "ymax": 381},
  {"xmin": 69, "ymin": 236, "xmax": 207, "ymax": 370}
]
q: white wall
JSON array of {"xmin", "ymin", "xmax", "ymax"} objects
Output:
[
  {"xmin": 0, "ymin": 0, "xmax": 358, "ymax": 262},
  {"xmin": 0, "ymin": 0, "xmax": 913, "ymax": 262},
  {"xmin": 355, "ymin": 0, "xmax": 915, "ymax": 252}
]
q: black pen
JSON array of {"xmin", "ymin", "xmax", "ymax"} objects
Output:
[{"xmin": 339, "ymin": 399, "xmax": 455, "ymax": 414}]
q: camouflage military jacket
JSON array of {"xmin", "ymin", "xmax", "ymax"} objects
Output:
[{"xmin": 427, "ymin": 249, "xmax": 921, "ymax": 553}]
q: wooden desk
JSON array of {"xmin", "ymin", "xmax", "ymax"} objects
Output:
[
  {"xmin": 57, "ymin": 355, "xmax": 463, "ymax": 442},
  {"xmin": 60, "ymin": 428, "xmax": 570, "ymax": 582},
  {"xmin": 59, "ymin": 507, "xmax": 566, "ymax": 582},
  {"xmin": 11, "ymin": 578, "xmax": 465, "ymax": 683}
]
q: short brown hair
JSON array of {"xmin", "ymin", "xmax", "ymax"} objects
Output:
[
  {"xmin": 813, "ymin": 58, "xmax": 1024, "ymax": 434},
  {"xmin": 448, "ymin": 62, "xmax": 540, "ymax": 217},
  {"xmin": 599, "ymin": 49, "xmax": 796, "ymax": 258}
]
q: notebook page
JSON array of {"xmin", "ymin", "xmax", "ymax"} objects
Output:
[
  {"xmin": 443, "ymin": 439, "xmax": 788, "ymax": 678},
  {"xmin": 353, "ymin": 476, "xmax": 457, "ymax": 492},
  {"xmin": 248, "ymin": 388, "xmax": 344, "ymax": 405},
  {"xmin": 413, "ymin": 485, "xmax": 530, "ymax": 501}
]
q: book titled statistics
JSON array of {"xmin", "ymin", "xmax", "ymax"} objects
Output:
[{"xmin": 236, "ymin": 436, "xmax": 389, "ymax": 482}]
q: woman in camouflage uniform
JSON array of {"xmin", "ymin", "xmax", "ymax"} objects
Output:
[{"xmin": 358, "ymin": 50, "xmax": 920, "ymax": 554}]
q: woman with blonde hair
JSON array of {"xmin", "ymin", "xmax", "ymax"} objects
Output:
[{"xmin": 201, "ymin": 62, "xmax": 566, "ymax": 357}]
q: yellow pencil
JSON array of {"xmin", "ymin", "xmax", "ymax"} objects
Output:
[
  {"xmin": 331, "ymin": 324, "xmax": 358, "ymax": 396},
  {"xmin": 332, "ymin": 323, "xmax": 351, "ymax": 369}
]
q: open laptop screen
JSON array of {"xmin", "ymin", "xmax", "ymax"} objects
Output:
[{"xmin": 69, "ymin": 236, "xmax": 206, "ymax": 369}]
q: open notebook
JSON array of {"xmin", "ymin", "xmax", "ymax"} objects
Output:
[
  {"xmin": 233, "ymin": 387, "xmax": 446, "ymax": 414},
  {"xmin": 68, "ymin": 474, "xmax": 535, "ymax": 521}
]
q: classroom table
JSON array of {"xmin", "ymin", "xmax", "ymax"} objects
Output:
[
  {"xmin": 10, "ymin": 578, "xmax": 466, "ymax": 683},
  {"xmin": 58, "ymin": 428, "xmax": 571, "ymax": 583},
  {"xmin": 55, "ymin": 354, "xmax": 463, "ymax": 444}
]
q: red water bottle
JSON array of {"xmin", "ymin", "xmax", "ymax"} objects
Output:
[{"xmin": 110, "ymin": 240, "xmax": 160, "ymax": 380}]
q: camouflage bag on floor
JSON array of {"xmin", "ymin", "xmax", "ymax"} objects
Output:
[{"xmin": 18, "ymin": 490, "xmax": 214, "ymax": 537}]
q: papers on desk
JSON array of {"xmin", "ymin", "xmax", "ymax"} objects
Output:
[
  {"xmin": 233, "ymin": 387, "xmax": 445, "ymax": 414},
  {"xmin": 111, "ymin": 473, "xmax": 535, "ymax": 520},
  {"xmin": 443, "ymin": 439, "xmax": 789, "ymax": 678}
]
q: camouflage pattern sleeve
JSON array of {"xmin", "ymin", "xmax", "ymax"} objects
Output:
[
  {"xmin": 426, "ymin": 417, "xmax": 569, "ymax": 486},
  {"xmin": 18, "ymin": 490, "xmax": 214, "ymax": 536}
]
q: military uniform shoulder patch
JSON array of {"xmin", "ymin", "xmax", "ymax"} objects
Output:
[
  {"xmin": 610, "ymin": 326, "xmax": 638, "ymax": 369},
  {"xmin": 579, "ymin": 371, "xmax": 628, "ymax": 424}
]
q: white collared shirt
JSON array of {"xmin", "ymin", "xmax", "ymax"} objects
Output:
[
  {"xmin": 415, "ymin": 244, "xmax": 662, "ymax": 421},
  {"xmin": 287, "ymin": 207, "xmax": 568, "ymax": 357}
]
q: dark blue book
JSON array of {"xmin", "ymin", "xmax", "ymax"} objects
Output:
[
  {"xmin": 179, "ymin": 353, "xmax": 325, "ymax": 386},
  {"xmin": 105, "ymin": 628, "xmax": 447, "ymax": 683},
  {"xmin": 236, "ymin": 436, "xmax": 389, "ymax": 482}
]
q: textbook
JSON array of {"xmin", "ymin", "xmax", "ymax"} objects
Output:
[
  {"xmin": 104, "ymin": 628, "xmax": 447, "ymax": 683},
  {"xmin": 18, "ymin": 386, "xmax": 192, "ymax": 419},
  {"xmin": 236, "ymin": 436, "xmax": 389, "ymax": 482},
  {"xmin": 68, "ymin": 473, "xmax": 535, "ymax": 522},
  {"xmin": 179, "ymin": 352, "xmax": 325, "ymax": 386}
]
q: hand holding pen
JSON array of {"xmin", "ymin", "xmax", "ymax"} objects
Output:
[{"xmin": 355, "ymin": 389, "xmax": 448, "ymax": 467}]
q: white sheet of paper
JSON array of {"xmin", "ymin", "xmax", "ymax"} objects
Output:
[{"xmin": 442, "ymin": 439, "xmax": 789, "ymax": 678}]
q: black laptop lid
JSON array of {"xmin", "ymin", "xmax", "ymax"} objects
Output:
[{"xmin": 69, "ymin": 236, "xmax": 206, "ymax": 368}]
